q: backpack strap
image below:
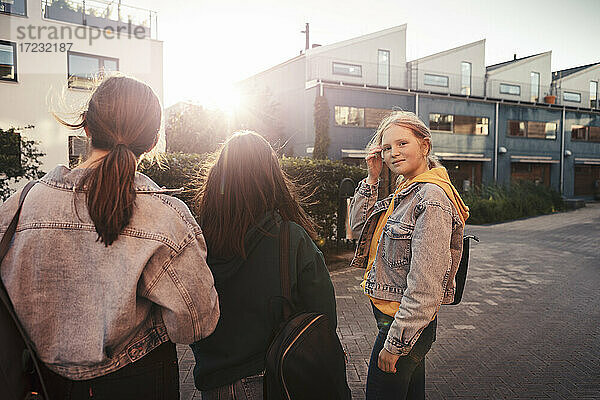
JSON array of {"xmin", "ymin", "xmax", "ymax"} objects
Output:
[
  {"xmin": 0, "ymin": 181, "xmax": 49, "ymax": 400},
  {"xmin": 278, "ymin": 220, "xmax": 293, "ymax": 318}
]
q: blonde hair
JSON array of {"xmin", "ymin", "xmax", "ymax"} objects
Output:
[{"xmin": 367, "ymin": 110, "xmax": 441, "ymax": 170}]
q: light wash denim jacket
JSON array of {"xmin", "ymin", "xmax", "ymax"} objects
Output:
[
  {"xmin": 349, "ymin": 178, "xmax": 464, "ymax": 356},
  {"xmin": 0, "ymin": 166, "xmax": 220, "ymax": 380}
]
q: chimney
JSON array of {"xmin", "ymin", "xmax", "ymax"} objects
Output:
[{"xmin": 513, "ymin": 53, "xmax": 517, "ymax": 60}]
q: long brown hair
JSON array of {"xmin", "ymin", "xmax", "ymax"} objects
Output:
[
  {"xmin": 196, "ymin": 131, "xmax": 316, "ymax": 259},
  {"xmin": 58, "ymin": 75, "xmax": 161, "ymax": 246}
]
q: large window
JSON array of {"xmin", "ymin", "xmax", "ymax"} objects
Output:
[
  {"xmin": 0, "ymin": 40, "xmax": 17, "ymax": 82},
  {"xmin": 424, "ymin": 73, "xmax": 449, "ymax": 88},
  {"xmin": 332, "ymin": 62, "xmax": 362, "ymax": 77},
  {"xmin": 590, "ymin": 81, "xmax": 598, "ymax": 108},
  {"xmin": 562, "ymin": 91, "xmax": 581, "ymax": 103},
  {"xmin": 461, "ymin": 62, "xmax": 471, "ymax": 95},
  {"xmin": 571, "ymin": 125, "xmax": 600, "ymax": 142},
  {"xmin": 530, "ymin": 72, "xmax": 540, "ymax": 102},
  {"xmin": 377, "ymin": 49, "xmax": 390, "ymax": 87},
  {"xmin": 334, "ymin": 106, "xmax": 364, "ymax": 127},
  {"xmin": 334, "ymin": 106, "xmax": 391, "ymax": 128},
  {"xmin": 500, "ymin": 83, "xmax": 521, "ymax": 96},
  {"xmin": 508, "ymin": 120, "xmax": 557, "ymax": 139},
  {"xmin": 0, "ymin": 0, "xmax": 26, "ymax": 16},
  {"xmin": 67, "ymin": 51, "xmax": 119, "ymax": 90},
  {"xmin": 429, "ymin": 113, "xmax": 488, "ymax": 135}
]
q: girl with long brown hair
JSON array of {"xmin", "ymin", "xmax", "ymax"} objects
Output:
[
  {"xmin": 0, "ymin": 75, "xmax": 220, "ymax": 399},
  {"xmin": 190, "ymin": 131, "xmax": 338, "ymax": 399}
]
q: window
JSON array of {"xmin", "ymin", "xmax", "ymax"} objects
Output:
[
  {"xmin": 365, "ymin": 108, "xmax": 391, "ymax": 128},
  {"xmin": 334, "ymin": 106, "xmax": 391, "ymax": 128},
  {"xmin": 508, "ymin": 120, "xmax": 557, "ymax": 139},
  {"xmin": 334, "ymin": 106, "xmax": 364, "ymax": 127},
  {"xmin": 67, "ymin": 51, "xmax": 119, "ymax": 90},
  {"xmin": 0, "ymin": 0, "xmax": 26, "ymax": 16},
  {"xmin": 530, "ymin": 72, "xmax": 540, "ymax": 102},
  {"xmin": 461, "ymin": 62, "xmax": 471, "ymax": 95},
  {"xmin": 454, "ymin": 115, "xmax": 489, "ymax": 135},
  {"xmin": 562, "ymin": 91, "xmax": 581, "ymax": 103},
  {"xmin": 500, "ymin": 83, "xmax": 521, "ymax": 96},
  {"xmin": 424, "ymin": 73, "xmax": 449, "ymax": 87},
  {"xmin": 429, "ymin": 113, "xmax": 488, "ymax": 135},
  {"xmin": 590, "ymin": 81, "xmax": 598, "ymax": 108},
  {"xmin": 68, "ymin": 136, "xmax": 89, "ymax": 168},
  {"xmin": 0, "ymin": 40, "xmax": 17, "ymax": 82},
  {"xmin": 332, "ymin": 62, "xmax": 362, "ymax": 77},
  {"xmin": 377, "ymin": 50, "xmax": 390, "ymax": 87},
  {"xmin": 571, "ymin": 125, "xmax": 600, "ymax": 142},
  {"xmin": 429, "ymin": 113, "xmax": 453, "ymax": 131}
]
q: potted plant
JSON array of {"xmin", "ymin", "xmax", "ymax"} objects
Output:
[{"xmin": 544, "ymin": 91, "xmax": 556, "ymax": 104}]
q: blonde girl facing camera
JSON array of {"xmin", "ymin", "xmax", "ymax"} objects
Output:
[{"xmin": 349, "ymin": 111, "xmax": 470, "ymax": 400}]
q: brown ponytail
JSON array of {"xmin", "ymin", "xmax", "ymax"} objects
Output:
[{"xmin": 58, "ymin": 75, "xmax": 161, "ymax": 246}]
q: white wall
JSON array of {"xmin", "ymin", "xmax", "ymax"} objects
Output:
[
  {"xmin": 305, "ymin": 25, "xmax": 407, "ymax": 88},
  {"xmin": 485, "ymin": 52, "xmax": 552, "ymax": 102},
  {"xmin": 408, "ymin": 40, "xmax": 486, "ymax": 96},
  {"xmin": 554, "ymin": 64, "xmax": 600, "ymax": 108},
  {"xmin": 0, "ymin": 0, "xmax": 164, "ymax": 171}
]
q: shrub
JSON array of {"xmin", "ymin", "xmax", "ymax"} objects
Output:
[
  {"xmin": 461, "ymin": 181, "xmax": 564, "ymax": 225},
  {"xmin": 139, "ymin": 153, "xmax": 367, "ymax": 244}
]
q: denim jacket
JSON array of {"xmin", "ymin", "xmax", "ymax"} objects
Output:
[
  {"xmin": 349, "ymin": 178, "xmax": 464, "ymax": 356},
  {"xmin": 0, "ymin": 166, "xmax": 220, "ymax": 380}
]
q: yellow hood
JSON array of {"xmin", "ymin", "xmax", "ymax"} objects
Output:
[{"xmin": 401, "ymin": 167, "xmax": 470, "ymax": 225}]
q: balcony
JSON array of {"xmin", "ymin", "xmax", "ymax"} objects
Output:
[{"xmin": 42, "ymin": 0, "xmax": 158, "ymax": 39}]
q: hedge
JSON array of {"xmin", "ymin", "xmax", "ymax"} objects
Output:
[
  {"xmin": 462, "ymin": 182, "xmax": 564, "ymax": 225},
  {"xmin": 139, "ymin": 153, "xmax": 367, "ymax": 244}
]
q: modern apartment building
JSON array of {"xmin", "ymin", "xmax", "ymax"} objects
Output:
[
  {"xmin": 0, "ymin": 0, "xmax": 163, "ymax": 171},
  {"xmin": 238, "ymin": 25, "xmax": 600, "ymax": 198}
]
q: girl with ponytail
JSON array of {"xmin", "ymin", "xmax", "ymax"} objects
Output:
[{"xmin": 0, "ymin": 75, "xmax": 220, "ymax": 399}]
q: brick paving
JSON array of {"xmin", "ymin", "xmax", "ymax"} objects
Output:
[{"xmin": 179, "ymin": 204, "xmax": 600, "ymax": 399}]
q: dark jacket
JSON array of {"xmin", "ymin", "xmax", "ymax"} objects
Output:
[{"xmin": 190, "ymin": 211, "xmax": 337, "ymax": 390}]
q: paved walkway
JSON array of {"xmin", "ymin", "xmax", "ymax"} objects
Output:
[{"xmin": 179, "ymin": 204, "xmax": 600, "ymax": 399}]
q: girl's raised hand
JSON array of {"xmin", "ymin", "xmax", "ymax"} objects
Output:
[{"xmin": 365, "ymin": 146, "xmax": 383, "ymax": 184}]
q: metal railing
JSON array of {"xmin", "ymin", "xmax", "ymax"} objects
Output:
[{"xmin": 41, "ymin": 0, "xmax": 158, "ymax": 39}]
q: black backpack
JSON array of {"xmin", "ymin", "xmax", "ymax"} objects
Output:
[
  {"xmin": 449, "ymin": 235, "xmax": 479, "ymax": 306},
  {"xmin": 264, "ymin": 222, "xmax": 351, "ymax": 400},
  {"xmin": 0, "ymin": 181, "xmax": 49, "ymax": 400}
]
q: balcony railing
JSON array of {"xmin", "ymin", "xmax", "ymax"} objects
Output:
[{"xmin": 42, "ymin": 0, "xmax": 158, "ymax": 39}]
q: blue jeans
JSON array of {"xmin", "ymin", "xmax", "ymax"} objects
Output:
[
  {"xmin": 366, "ymin": 304, "xmax": 436, "ymax": 400},
  {"xmin": 200, "ymin": 374, "xmax": 263, "ymax": 400},
  {"xmin": 40, "ymin": 341, "xmax": 180, "ymax": 400}
]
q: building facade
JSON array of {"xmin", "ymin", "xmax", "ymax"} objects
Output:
[
  {"xmin": 238, "ymin": 25, "xmax": 600, "ymax": 199},
  {"xmin": 1, "ymin": 0, "xmax": 163, "ymax": 172}
]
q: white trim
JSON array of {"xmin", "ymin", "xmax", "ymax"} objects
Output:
[
  {"xmin": 574, "ymin": 158, "xmax": 600, "ymax": 165},
  {"xmin": 510, "ymin": 156, "xmax": 559, "ymax": 164},
  {"xmin": 341, "ymin": 149, "xmax": 367, "ymax": 158}
]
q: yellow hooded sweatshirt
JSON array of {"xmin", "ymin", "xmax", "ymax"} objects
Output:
[{"xmin": 362, "ymin": 167, "xmax": 470, "ymax": 317}]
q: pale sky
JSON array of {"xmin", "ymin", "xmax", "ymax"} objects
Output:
[{"xmin": 138, "ymin": 0, "xmax": 599, "ymax": 108}]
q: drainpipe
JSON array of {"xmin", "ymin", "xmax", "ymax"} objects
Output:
[
  {"xmin": 494, "ymin": 101, "xmax": 499, "ymax": 182},
  {"xmin": 560, "ymin": 106, "xmax": 566, "ymax": 194},
  {"xmin": 415, "ymin": 93, "xmax": 419, "ymax": 117}
]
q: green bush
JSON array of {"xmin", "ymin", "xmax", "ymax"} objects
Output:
[
  {"xmin": 461, "ymin": 181, "xmax": 564, "ymax": 225},
  {"xmin": 139, "ymin": 153, "xmax": 367, "ymax": 244}
]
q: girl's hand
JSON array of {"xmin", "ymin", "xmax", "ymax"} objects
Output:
[
  {"xmin": 365, "ymin": 146, "xmax": 383, "ymax": 184},
  {"xmin": 378, "ymin": 348, "xmax": 401, "ymax": 373}
]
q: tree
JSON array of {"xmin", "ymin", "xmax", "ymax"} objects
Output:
[
  {"xmin": 0, "ymin": 126, "xmax": 45, "ymax": 201},
  {"xmin": 313, "ymin": 95, "xmax": 330, "ymax": 159},
  {"xmin": 235, "ymin": 86, "xmax": 287, "ymax": 154},
  {"xmin": 165, "ymin": 103, "xmax": 229, "ymax": 154}
]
